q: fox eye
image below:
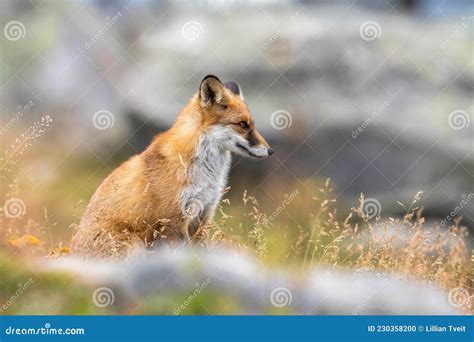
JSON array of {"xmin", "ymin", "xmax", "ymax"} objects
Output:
[{"xmin": 239, "ymin": 121, "xmax": 249, "ymax": 129}]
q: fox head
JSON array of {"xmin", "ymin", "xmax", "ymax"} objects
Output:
[{"xmin": 198, "ymin": 75, "xmax": 273, "ymax": 160}]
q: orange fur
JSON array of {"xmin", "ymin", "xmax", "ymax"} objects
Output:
[{"xmin": 71, "ymin": 76, "xmax": 271, "ymax": 260}]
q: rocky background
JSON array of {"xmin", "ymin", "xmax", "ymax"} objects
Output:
[{"xmin": 1, "ymin": 0, "xmax": 472, "ymax": 234}]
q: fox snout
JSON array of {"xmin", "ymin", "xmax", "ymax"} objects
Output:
[
  {"xmin": 247, "ymin": 129, "xmax": 273, "ymax": 157},
  {"xmin": 235, "ymin": 129, "xmax": 273, "ymax": 159}
]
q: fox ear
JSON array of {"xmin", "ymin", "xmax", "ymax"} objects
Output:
[
  {"xmin": 200, "ymin": 75, "xmax": 228, "ymax": 108},
  {"xmin": 224, "ymin": 81, "xmax": 242, "ymax": 98}
]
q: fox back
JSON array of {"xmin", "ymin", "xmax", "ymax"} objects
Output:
[{"xmin": 71, "ymin": 75, "xmax": 273, "ymax": 260}]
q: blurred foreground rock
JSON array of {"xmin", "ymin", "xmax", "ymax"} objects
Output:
[{"xmin": 45, "ymin": 247, "xmax": 458, "ymax": 315}]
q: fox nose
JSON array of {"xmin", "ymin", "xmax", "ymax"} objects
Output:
[{"xmin": 268, "ymin": 147, "xmax": 274, "ymax": 156}]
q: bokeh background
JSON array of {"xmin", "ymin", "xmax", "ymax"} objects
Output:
[
  {"xmin": 0, "ymin": 0, "xmax": 472, "ymax": 315},
  {"xmin": 2, "ymin": 0, "xmax": 473, "ymax": 238}
]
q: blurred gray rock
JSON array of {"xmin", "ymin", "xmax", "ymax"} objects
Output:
[{"xmin": 45, "ymin": 247, "xmax": 459, "ymax": 315}]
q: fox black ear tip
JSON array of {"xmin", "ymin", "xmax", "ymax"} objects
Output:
[{"xmin": 201, "ymin": 74, "xmax": 221, "ymax": 83}]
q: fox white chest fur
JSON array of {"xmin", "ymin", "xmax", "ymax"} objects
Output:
[{"xmin": 180, "ymin": 126, "xmax": 232, "ymax": 219}]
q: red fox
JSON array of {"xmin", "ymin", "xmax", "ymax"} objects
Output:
[{"xmin": 71, "ymin": 75, "xmax": 273, "ymax": 259}]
